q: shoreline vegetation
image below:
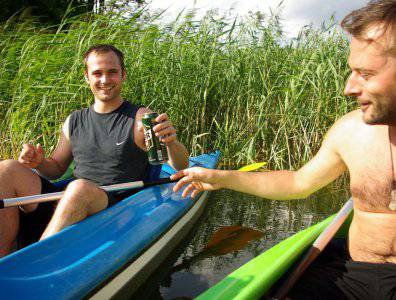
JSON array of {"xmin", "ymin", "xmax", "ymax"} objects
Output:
[{"xmin": 0, "ymin": 8, "xmax": 355, "ymax": 171}]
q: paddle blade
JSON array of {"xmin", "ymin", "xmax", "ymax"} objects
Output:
[
  {"xmin": 171, "ymin": 226, "xmax": 264, "ymax": 272},
  {"xmin": 238, "ymin": 162, "xmax": 267, "ymax": 172},
  {"xmin": 202, "ymin": 226, "xmax": 263, "ymax": 256}
]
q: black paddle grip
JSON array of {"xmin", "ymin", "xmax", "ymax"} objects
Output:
[{"xmin": 143, "ymin": 177, "xmax": 178, "ymax": 188}]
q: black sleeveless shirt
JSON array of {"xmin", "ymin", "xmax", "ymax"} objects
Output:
[{"xmin": 69, "ymin": 101, "xmax": 149, "ymax": 186}]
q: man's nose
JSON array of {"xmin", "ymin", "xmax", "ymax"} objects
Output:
[
  {"xmin": 100, "ymin": 74, "xmax": 109, "ymax": 84},
  {"xmin": 344, "ymin": 72, "xmax": 362, "ymax": 97}
]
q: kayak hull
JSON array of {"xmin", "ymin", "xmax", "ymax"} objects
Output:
[
  {"xmin": 0, "ymin": 152, "xmax": 220, "ymax": 299},
  {"xmin": 90, "ymin": 191, "xmax": 210, "ymax": 299},
  {"xmin": 197, "ymin": 205, "xmax": 352, "ymax": 300}
]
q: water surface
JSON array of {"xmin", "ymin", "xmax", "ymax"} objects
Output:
[{"xmin": 136, "ymin": 182, "xmax": 349, "ymax": 299}]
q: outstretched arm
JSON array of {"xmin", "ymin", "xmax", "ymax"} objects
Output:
[{"xmin": 172, "ymin": 120, "xmax": 348, "ymax": 199}]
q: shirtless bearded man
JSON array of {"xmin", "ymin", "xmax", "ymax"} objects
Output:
[{"xmin": 172, "ymin": 1, "xmax": 396, "ymax": 298}]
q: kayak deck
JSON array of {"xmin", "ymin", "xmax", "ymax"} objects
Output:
[
  {"xmin": 197, "ymin": 206, "xmax": 352, "ymax": 300},
  {"xmin": 0, "ymin": 152, "xmax": 220, "ymax": 300}
]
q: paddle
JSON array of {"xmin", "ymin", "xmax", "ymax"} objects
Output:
[
  {"xmin": 238, "ymin": 162, "xmax": 267, "ymax": 172},
  {"xmin": 272, "ymin": 198, "xmax": 354, "ymax": 299},
  {"xmin": 172, "ymin": 226, "xmax": 264, "ymax": 273},
  {"xmin": 0, "ymin": 161, "xmax": 267, "ymax": 209},
  {"xmin": 0, "ymin": 178, "xmax": 177, "ymax": 209}
]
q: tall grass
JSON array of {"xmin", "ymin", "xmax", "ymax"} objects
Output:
[{"xmin": 0, "ymin": 11, "xmax": 355, "ymax": 169}]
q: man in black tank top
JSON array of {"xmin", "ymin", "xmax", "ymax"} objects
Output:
[{"xmin": 0, "ymin": 44, "xmax": 188, "ymax": 256}]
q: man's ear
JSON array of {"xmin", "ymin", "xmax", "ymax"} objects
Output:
[
  {"xmin": 84, "ymin": 71, "xmax": 90, "ymax": 84},
  {"xmin": 122, "ymin": 69, "xmax": 126, "ymax": 81}
]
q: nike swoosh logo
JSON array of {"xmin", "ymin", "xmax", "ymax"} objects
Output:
[{"xmin": 116, "ymin": 141, "xmax": 126, "ymax": 146}]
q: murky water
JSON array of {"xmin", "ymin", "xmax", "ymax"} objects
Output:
[{"xmin": 134, "ymin": 181, "xmax": 349, "ymax": 299}]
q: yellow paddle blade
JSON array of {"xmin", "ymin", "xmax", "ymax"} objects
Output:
[{"xmin": 238, "ymin": 162, "xmax": 267, "ymax": 172}]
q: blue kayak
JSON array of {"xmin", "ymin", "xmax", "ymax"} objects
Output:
[{"xmin": 0, "ymin": 151, "xmax": 220, "ymax": 299}]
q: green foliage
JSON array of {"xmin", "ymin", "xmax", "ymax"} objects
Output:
[{"xmin": 0, "ymin": 12, "xmax": 355, "ymax": 168}]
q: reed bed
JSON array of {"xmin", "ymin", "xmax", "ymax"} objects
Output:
[{"xmin": 0, "ymin": 11, "xmax": 355, "ymax": 169}]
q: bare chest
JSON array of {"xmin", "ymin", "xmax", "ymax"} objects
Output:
[{"xmin": 344, "ymin": 130, "xmax": 396, "ymax": 211}]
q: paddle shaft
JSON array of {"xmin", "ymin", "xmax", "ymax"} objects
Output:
[
  {"xmin": 0, "ymin": 177, "xmax": 176, "ymax": 209},
  {"xmin": 273, "ymin": 198, "xmax": 353, "ymax": 300},
  {"xmin": 0, "ymin": 160, "xmax": 267, "ymax": 209}
]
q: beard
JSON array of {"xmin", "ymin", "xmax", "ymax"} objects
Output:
[{"xmin": 362, "ymin": 98, "xmax": 396, "ymax": 126}]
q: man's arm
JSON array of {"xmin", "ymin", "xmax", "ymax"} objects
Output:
[
  {"xmin": 19, "ymin": 116, "xmax": 73, "ymax": 180},
  {"xmin": 172, "ymin": 119, "xmax": 348, "ymax": 199}
]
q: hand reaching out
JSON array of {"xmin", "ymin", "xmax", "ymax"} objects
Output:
[{"xmin": 171, "ymin": 167, "xmax": 222, "ymax": 198}]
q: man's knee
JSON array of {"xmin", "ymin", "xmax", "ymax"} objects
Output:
[
  {"xmin": 0, "ymin": 159, "xmax": 41, "ymax": 196},
  {"xmin": 65, "ymin": 179, "xmax": 98, "ymax": 195},
  {"xmin": 0, "ymin": 159, "xmax": 37, "ymax": 182},
  {"xmin": 63, "ymin": 179, "xmax": 108, "ymax": 212},
  {"xmin": 0, "ymin": 159, "xmax": 22, "ymax": 174}
]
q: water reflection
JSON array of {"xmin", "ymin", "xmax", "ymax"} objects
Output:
[{"xmin": 138, "ymin": 180, "xmax": 349, "ymax": 299}]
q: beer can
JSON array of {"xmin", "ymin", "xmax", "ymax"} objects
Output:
[{"xmin": 142, "ymin": 112, "xmax": 169, "ymax": 165}]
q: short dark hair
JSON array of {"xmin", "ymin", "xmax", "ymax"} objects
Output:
[
  {"xmin": 83, "ymin": 44, "xmax": 125, "ymax": 72},
  {"xmin": 341, "ymin": 0, "xmax": 396, "ymax": 41}
]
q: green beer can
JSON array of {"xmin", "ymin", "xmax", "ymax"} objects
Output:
[{"xmin": 142, "ymin": 112, "xmax": 169, "ymax": 165}]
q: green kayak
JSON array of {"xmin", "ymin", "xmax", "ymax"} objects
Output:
[{"xmin": 197, "ymin": 204, "xmax": 353, "ymax": 300}]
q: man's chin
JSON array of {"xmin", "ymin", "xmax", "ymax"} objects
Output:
[
  {"xmin": 96, "ymin": 96, "xmax": 115, "ymax": 102},
  {"xmin": 362, "ymin": 111, "xmax": 389, "ymax": 125}
]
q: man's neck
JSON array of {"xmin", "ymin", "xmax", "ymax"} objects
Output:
[
  {"xmin": 390, "ymin": 125, "xmax": 396, "ymax": 142},
  {"xmin": 93, "ymin": 98, "xmax": 123, "ymax": 113}
]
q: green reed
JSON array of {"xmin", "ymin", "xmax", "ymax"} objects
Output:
[{"xmin": 0, "ymin": 11, "xmax": 355, "ymax": 168}]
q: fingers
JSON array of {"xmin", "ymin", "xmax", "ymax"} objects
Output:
[
  {"xmin": 155, "ymin": 113, "xmax": 169, "ymax": 123},
  {"xmin": 170, "ymin": 170, "xmax": 187, "ymax": 181},
  {"xmin": 182, "ymin": 183, "xmax": 198, "ymax": 198},
  {"xmin": 153, "ymin": 120, "xmax": 175, "ymax": 134},
  {"xmin": 191, "ymin": 189, "xmax": 201, "ymax": 199},
  {"xmin": 153, "ymin": 121, "xmax": 175, "ymax": 135},
  {"xmin": 19, "ymin": 144, "xmax": 36, "ymax": 163},
  {"xmin": 172, "ymin": 168, "xmax": 205, "ymax": 198},
  {"xmin": 160, "ymin": 133, "xmax": 176, "ymax": 144},
  {"xmin": 172, "ymin": 172, "xmax": 193, "ymax": 193},
  {"xmin": 36, "ymin": 143, "xmax": 44, "ymax": 155},
  {"xmin": 18, "ymin": 143, "xmax": 44, "ymax": 168},
  {"xmin": 153, "ymin": 114, "xmax": 177, "ymax": 144}
]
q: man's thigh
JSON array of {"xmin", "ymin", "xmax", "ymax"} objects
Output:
[{"xmin": 63, "ymin": 179, "xmax": 108, "ymax": 215}]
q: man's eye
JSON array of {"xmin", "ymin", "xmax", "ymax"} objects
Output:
[{"xmin": 361, "ymin": 73, "xmax": 372, "ymax": 79}]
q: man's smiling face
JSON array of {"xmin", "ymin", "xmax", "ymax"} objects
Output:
[
  {"xmin": 84, "ymin": 51, "xmax": 126, "ymax": 103},
  {"xmin": 344, "ymin": 24, "xmax": 396, "ymax": 126}
]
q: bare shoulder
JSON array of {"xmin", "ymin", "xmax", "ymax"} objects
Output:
[
  {"xmin": 62, "ymin": 115, "xmax": 72, "ymax": 140},
  {"xmin": 333, "ymin": 109, "xmax": 362, "ymax": 129},
  {"xmin": 324, "ymin": 110, "xmax": 362, "ymax": 141}
]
